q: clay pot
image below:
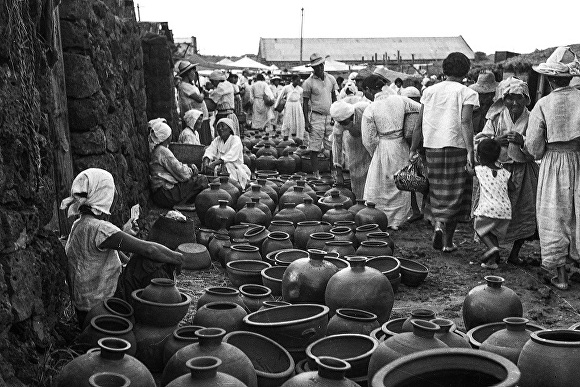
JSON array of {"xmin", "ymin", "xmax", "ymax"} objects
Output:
[
  {"xmin": 366, "ymin": 256, "xmax": 401, "ymax": 281},
  {"xmin": 236, "ymin": 201, "xmax": 269, "ymax": 226},
  {"xmin": 262, "ymin": 231, "xmax": 293, "ymax": 257},
  {"xmin": 268, "ymin": 220, "xmax": 295, "ymax": 242},
  {"xmin": 256, "ymin": 154, "xmax": 278, "ymax": 171},
  {"xmin": 239, "ymin": 284, "xmax": 274, "ymax": 312},
  {"xmin": 306, "ymin": 232, "xmax": 335, "ymax": 250},
  {"xmin": 229, "ymin": 224, "xmax": 251, "ymax": 240},
  {"xmin": 323, "ymin": 240, "xmax": 356, "ymax": 257},
  {"xmin": 213, "ymin": 174, "xmax": 242, "ymax": 203},
  {"xmin": 193, "ymin": 302, "xmax": 247, "ymax": 333},
  {"xmin": 177, "ymin": 243, "xmax": 212, "ymax": 271},
  {"xmin": 256, "ymin": 178, "xmax": 279, "ymax": 204},
  {"xmin": 279, "ymin": 175, "xmax": 302, "ymax": 196},
  {"xmin": 226, "ymin": 260, "xmax": 272, "ymax": 287},
  {"xmin": 224, "ymin": 330, "xmax": 296, "ymax": 387},
  {"xmin": 366, "ymin": 232, "xmax": 395, "ymax": 252},
  {"xmin": 279, "ymin": 185, "xmax": 310, "ymax": 211},
  {"xmin": 277, "ymin": 136, "xmax": 296, "ymax": 153},
  {"xmin": 227, "ymin": 244, "xmax": 261, "ymax": 265},
  {"xmin": 88, "ymin": 372, "xmax": 130, "ymax": 387},
  {"xmin": 131, "ymin": 289, "xmax": 191, "ymax": 327},
  {"xmin": 163, "ymin": 325, "xmax": 205, "ymax": 366},
  {"xmin": 295, "ymin": 180, "xmax": 318, "ymax": 201},
  {"xmin": 381, "ymin": 317, "xmax": 407, "ymax": 340},
  {"xmin": 238, "ymin": 184, "xmax": 276, "ymax": 213},
  {"xmin": 355, "ymin": 241, "xmax": 389, "ymax": 257},
  {"xmin": 355, "ymin": 223, "xmax": 381, "ymax": 244},
  {"xmin": 333, "ymin": 220, "xmax": 357, "ymax": 232},
  {"xmin": 329, "ymin": 226, "xmax": 357, "ymax": 245},
  {"xmin": 325, "ymin": 257, "xmax": 394, "ymax": 324},
  {"xmin": 141, "ymin": 278, "xmax": 182, "ymax": 304},
  {"xmin": 462, "ymin": 276, "xmax": 523, "ymax": 331},
  {"xmin": 480, "ymin": 317, "xmax": 532, "ymax": 364},
  {"xmin": 195, "ymin": 183, "xmax": 233, "ymax": 227},
  {"xmin": 133, "ymin": 322, "xmax": 176, "ymax": 372},
  {"xmin": 282, "ymin": 356, "xmax": 361, "ymax": 387},
  {"xmin": 306, "ymin": 334, "xmax": 379, "ymax": 379},
  {"xmin": 149, "ymin": 215, "xmax": 196, "ymax": 250},
  {"xmin": 327, "ymin": 308, "xmax": 380, "ymax": 336},
  {"xmin": 466, "ymin": 321, "xmax": 545, "ymax": 349},
  {"xmin": 401, "ymin": 309, "xmax": 437, "ymax": 332},
  {"xmin": 166, "ymin": 356, "xmax": 246, "ymax": 387},
  {"xmin": 83, "ymin": 298, "xmax": 135, "ymax": 330},
  {"xmin": 319, "ymin": 190, "xmax": 354, "ymax": 214},
  {"xmin": 324, "ymin": 256, "xmax": 350, "ymax": 270},
  {"xmin": 207, "ymin": 232, "xmax": 230, "ymax": 262},
  {"xmin": 348, "ymin": 199, "xmax": 366, "ymax": 217},
  {"xmin": 309, "ymin": 179, "xmax": 332, "ymax": 193},
  {"xmin": 398, "ymin": 257, "xmax": 429, "ymax": 287},
  {"xmin": 295, "ymin": 221, "xmax": 325, "ymax": 249},
  {"xmin": 244, "ymin": 225, "xmax": 270, "ymax": 248},
  {"xmin": 243, "ymin": 304, "xmax": 330, "ymax": 360},
  {"xmin": 196, "ymin": 228, "xmax": 214, "ymax": 247},
  {"xmin": 371, "ymin": 348, "xmax": 521, "ymax": 387},
  {"xmin": 76, "ymin": 315, "xmax": 137, "ymax": 356},
  {"xmin": 282, "ymin": 249, "xmax": 339, "ymax": 304},
  {"xmin": 251, "ymin": 197, "xmax": 274, "ymax": 222},
  {"xmin": 54, "ymin": 337, "xmax": 155, "ymax": 387},
  {"xmin": 322, "ymin": 204, "xmax": 355, "ymax": 225},
  {"xmin": 517, "ymin": 329, "xmax": 580, "ymax": 387},
  {"xmin": 257, "ymin": 143, "xmax": 278, "ymax": 158},
  {"xmin": 367, "ymin": 320, "xmax": 448, "ymax": 383},
  {"xmin": 162, "ymin": 328, "xmax": 257, "ymax": 387},
  {"xmin": 197, "ymin": 286, "xmax": 245, "ymax": 311},
  {"xmin": 274, "ymin": 203, "xmax": 307, "ymax": 226},
  {"xmin": 430, "ymin": 318, "xmax": 470, "ymax": 348},
  {"xmin": 326, "ymin": 184, "xmax": 356, "ymax": 204},
  {"xmin": 274, "ymin": 249, "xmax": 310, "ymax": 266},
  {"xmin": 278, "ymin": 154, "xmax": 297, "ymax": 174},
  {"xmin": 261, "ymin": 266, "xmax": 286, "ymax": 296},
  {"xmin": 355, "ymin": 202, "xmax": 388, "ymax": 231},
  {"xmin": 205, "ymin": 200, "xmax": 235, "ymax": 230}
]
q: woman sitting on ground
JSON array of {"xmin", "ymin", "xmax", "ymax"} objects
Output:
[
  {"xmin": 149, "ymin": 118, "xmax": 209, "ymax": 208},
  {"xmin": 61, "ymin": 168, "xmax": 183, "ymax": 328},
  {"xmin": 178, "ymin": 109, "xmax": 203, "ymax": 145},
  {"xmin": 202, "ymin": 118, "xmax": 251, "ymax": 188}
]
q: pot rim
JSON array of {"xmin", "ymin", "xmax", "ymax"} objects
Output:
[
  {"xmin": 239, "ymin": 284, "xmax": 272, "ymax": 298},
  {"xmin": 103, "ymin": 297, "xmax": 134, "ymax": 318},
  {"xmin": 530, "ymin": 329, "xmax": 580, "ymax": 347},
  {"xmin": 173, "ymin": 325, "xmax": 205, "ymax": 341},
  {"xmin": 200, "ymin": 301, "xmax": 245, "ymax": 311},
  {"xmin": 226, "ymin": 259, "xmax": 272, "ymax": 273},
  {"xmin": 204, "ymin": 286, "xmax": 239, "ymax": 296},
  {"xmin": 366, "ymin": 256, "xmax": 401, "ymax": 273},
  {"xmin": 306, "ymin": 333, "xmax": 379, "ymax": 364},
  {"xmin": 90, "ymin": 315, "xmax": 133, "ymax": 335},
  {"xmin": 335, "ymin": 308, "xmax": 378, "ymax": 322},
  {"xmin": 466, "ymin": 321, "xmax": 545, "ymax": 348},
  {"xmin": 89, "ymin": 372, "xmax": 130, "ymax": 387},
  {"xmin": 243, "ymin": 303, "xmax": 330, "ymax": 327},
  {"xmin": 355, "ymin": 224, "xmax": 380, "ymax": 232},
  {"xmin": 131, "ymin": 289, "xmax": 192, "ymax": 308},
  {"xmin": 397, "ymin": 257, "xmax": 429, "ymax": 273},
  {"xmin": 261, "ymin": 266, "xmax": 286, "ymax": 281}
]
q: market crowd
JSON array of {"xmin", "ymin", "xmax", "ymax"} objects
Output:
[{"xmin": 61, "ymin": 46, "xmax": 580, "ymax": 327}]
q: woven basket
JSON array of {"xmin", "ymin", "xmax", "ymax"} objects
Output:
[{"xmin": 168, "ymin": 143, "xmax": 207, "ymax": 168}]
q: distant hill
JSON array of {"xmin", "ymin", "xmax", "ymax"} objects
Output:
[{"xmin": 496, "ymin": 43, "xmax": 580, "ymax": 72}]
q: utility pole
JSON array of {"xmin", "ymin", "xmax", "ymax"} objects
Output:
[
  {"xmin": 300, "ymin": 8, "xmax": 304, "ymax": 64},
  {"xmin": 136, "ymin": 3, "xmax": 141, "ymax": 21}
]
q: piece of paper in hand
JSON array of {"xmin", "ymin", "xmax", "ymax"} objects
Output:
[{"xmin": 130, "ymin": 204, "xmax": 140, "ymax": 220}]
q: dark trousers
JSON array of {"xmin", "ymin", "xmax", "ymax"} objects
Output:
[{"xmin": 151, "ymin": 175, "xmax": 209, "ymax": 209}]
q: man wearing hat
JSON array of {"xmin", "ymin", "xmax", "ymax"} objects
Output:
[
  {"xmin": 176, "ymin": 60, "xmax": 212, "ymax": 145},
  {"xmin": 302, "ymin": 53, "xmax": 339, "ymax": 178},
  {"xmin": 270, "ymin": 75, "xmax": 284, "ymax": 130},
  {"xmin": 469, "ymin": 72, "xmax": 498, "ymax": 133},
  {"xmin": 208, "ymin": 70, "xmax": 240, "ymax": 136}
]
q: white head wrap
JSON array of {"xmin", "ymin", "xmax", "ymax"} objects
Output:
[
  {"xmin": 535, "ymin": 46, "xmax": 580, "ymax": 76},
  {"xmin": 338, "ymin": 81, "xmax": 358, "ymax": 100},
  {"xmin": 183, "ymin": 109, "xmax": 203, "ymax": 128},
  {"xmin": 348, "ymin": 72, "xmax": 358, "ymax": 81},
  {"xmin": 330, "ymin": 100, "xmax": 355, "ymax": 122},
  {"xmin": 60, "ymin": 168, "xmax": 116, "ymax": 217},
  {"xmin": 401, "ymin": 86, "xmax": 421, "ymax": 98},
  {"xmin": 148, "ymin": 118, "xmax": 172, "ymax": 151},
  {"xmin": 216, "ymin": 118, "xmax": 236, "ymax": 135}
]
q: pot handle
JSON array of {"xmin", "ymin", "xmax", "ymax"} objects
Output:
[{"xmin": 301, "ymin": 328, "xmax": 317, "ymax": 338}]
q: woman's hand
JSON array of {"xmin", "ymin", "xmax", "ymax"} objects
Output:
[
  {"xmin": 409, "ymin": 150, "xmax": 419, "ymax": 162},
  {"xmin": 506, "ymin": 131, "xmax": 524, "ymax": 146},
  {"xmin": 496, "ymin": 134, "xmax": 509, "ymax": 146}
]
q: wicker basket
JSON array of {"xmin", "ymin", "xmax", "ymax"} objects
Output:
[{"xmin": 168, "ymin": 143, "xmax": 207, "ymax": 168}]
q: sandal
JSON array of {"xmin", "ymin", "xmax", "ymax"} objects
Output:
[
  {"xmin": 442, "ymin": 243, "xmax": 458, "ymax": 253},
  {"xmin": 406, "ymin": 213, "xmax": 424, "ymax": 223},
  {"xmin": 481, "ymin": 262, "xmax": 499, "ymax": 270},
  {"xmin": 432, "ymin": 228, "xmax": 444, "ymax": 250},
  {"xmin": 550, "ymin": 276, "xmax": 570, "ymax": 291}
]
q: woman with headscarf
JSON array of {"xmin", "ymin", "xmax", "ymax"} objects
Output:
[
  {"xmin": 525, "ymin": 47, "xmax": 580, "ymax": 290},
  {"xmin": 178, "ymin": 109, "xmax": 203, "ymax": 145},
  {"xmin": 176, "ymin": 61, "xmax": 212, "ymax": 145},
  {"xmin": 61, "ymin": 168, "xmax": 183, "ymax": 327},
  {"xmin": 361, "ymin": 75, "xmax": 420, "ymax": 229},
  {"xmin": 276, "ymin": 74, "xmax": 306, "ymax": 143},
  {"xmin": 208, "ymin": 70, "xmax": 240, "ymax": 136},
  {"xmin": 149, "ymin": 118, "xmax": 209, "ymax": 208},
  {"xmin": 250, "ymin": 73, "xmax": 275, "ymax": 132},
  {"xmin": 202, "ymin": 118, "xmax": 251, "ymax": 188},
  {"xmin": 330, "ymin": 100, "xmax": 372, "ymax": 200},
  {"xmin": 338, "ymin": 80, "xmax": 363, "ymax": 102},
  {"xmin": 474, "ymin": 77, "xmax": 538, "ymax": 264}
]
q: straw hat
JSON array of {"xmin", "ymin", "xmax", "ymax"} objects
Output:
[
  {"xmin": 469, "ymin": 73, "xmax": 498, "ymax": 94},
  {"xmin": 307, "ymin": 53, "xmax": 326, "ymax": 67},
  {"xmin": 533, "ymin": 46, "xmax": 580, "ymax": 77},
  {"xmin": 373, "ymin": 67, "xmax": 392, "ymax": 83},
  {"xmin": 271, "ymin": 75, "xmax": 282, "ymax": 82},
  {"xmin": 177, "ymin": 61, "xmax": 198, "ymax": 77},
  {"xmin": 209, "ymin": 70, "xmax": 226, "ymax": 81}
]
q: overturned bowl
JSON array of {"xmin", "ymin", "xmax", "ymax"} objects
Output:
[{"xmin": 398, "ymin": 257, "xmax": 429, "ymax": 287}]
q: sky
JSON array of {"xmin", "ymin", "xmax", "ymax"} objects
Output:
[{"xmin": 136, "ymin": 0, "xmax": 578, "ymax": 58}]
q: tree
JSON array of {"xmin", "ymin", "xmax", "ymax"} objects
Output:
[{"xmin": 474, "ymin": 51, "xmax": 488, "ymax": 62}]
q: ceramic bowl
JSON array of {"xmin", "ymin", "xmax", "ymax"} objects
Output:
[
  {"xmin": 261, "ymin": 266, "xmax": 286, "ymax": 296},
  {"xmin": 466, "ymin": 321, "xmax": 545, "ymax": 349},
  {"xmin": 274, "ymin": 249, "xmax": 309, "ymax": 266},
  {"xmin": 366, "ymin": 256, "xmax": 401, "ymax": 279},
  {"xmin": 226, "ymin": 260, "xmax": 272, "ymax": 287},
  {"xmin": 398, "ymin": 258, "xmax": 429, "ymax": 287},
  {"xmin": 177, "ymin": 243, "xmax": 211, "ymax": 270}
]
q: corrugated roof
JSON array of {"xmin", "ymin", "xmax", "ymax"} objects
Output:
[{"xmin": 259, "ymin": 37, "xmax": 474, "ymax": 62}]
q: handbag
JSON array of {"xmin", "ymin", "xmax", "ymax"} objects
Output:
[
  {"xmin": 263, "ymin": 93, "xmax": 275, "ymax": 107},
  {"xmin": 275, "ymin": 98, "xmax": 286, "ymax": 113},
  {"xmin": 394, "ymin": 157, "xmax": 429, "ymax": 193}
]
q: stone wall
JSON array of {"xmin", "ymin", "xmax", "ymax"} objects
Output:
[{"xmin": 60, "ymin": 0, "xmax": 150, "ymax": 225}]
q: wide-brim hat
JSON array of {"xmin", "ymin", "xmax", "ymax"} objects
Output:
[
  {"xmin": 307, "ymin": 53, "xmax": 326, "ymax": 67},
  {"xmin": 271, "ymin": 75, "xmax": 282, "ymax": 81},
  {"xmin": 533, "ymin": 46, "xmax": 580, "ymax": 77},
  {"xmin": 469, "ymin": 72, "xmax": 498, "ymax": 94},
  {"xmin": 177, "ymin": 61, "xmax": 198, "ymax": 77}
]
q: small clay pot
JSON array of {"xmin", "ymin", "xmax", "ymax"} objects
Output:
[
  {"xmin": 327, "ymin": 308, "xmax": 380, "ymax": 336},
  {"xmin": 197, "ymin": 287, "xmax": 246, "ymax": 311},
  {"xmin": 356, "ymin": 240, "xmax": 391, "ymax": 257},
  {"xmin": 226, "ymin": 260, "xmax": 272, "ymax": 287},
  {"xmin": 306, "ymin": 232, "xmax": 335, "ymax": 250},
  {"xmin": 261, "ymin": 266, "xmax": 286, "ymax": 297},
  {"xmin": 193, "ymin": 302, "xmax": 248, "ymax": 333},
  {"xmin": 239, "ymin": 284, "xmax": 274, "ymax": 312},
  {"xmin": 163, "ymin": 325, "xmax": 205, "ymax": 366},
  {"xmin": 401, "ymin": 309, "xmax": 437, "ymax": 332},
  {"xmin": 261, "ymin": 231, "xmax": 293, "ymax": 257},
  {"xmin": 228, "ymin": 245, "xmax": 262, "ymax": 264},
  {"xmin": 141, "ymin": 278, "xmax": 182, "ymax": 304},
  {"xmin": 323, "ymin": 241, "xmax": 356, "ymax": 257},
  {"xmin": 76, "ymin": 315, "xmax": 137, "ymax": 356},
  {"xmin": 89, "ymin": 372, "xmax": 131, "ymax": 387},
  {"xmin": 83, "ymin": 297, "xmax": 135, "ymax": 330},
  {"xmin": 354, "ymin": 223, "xmax": 380, "ymax": 244},
  {"xmin": 268, "ymin": 220, "xmax": 295, "ymax": 242}
]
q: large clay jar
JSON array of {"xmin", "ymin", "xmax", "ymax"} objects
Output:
[
  {"xmin": 133, "ymin": 322, "xmax": 177, "ymax": 372},
  {"xmin": 282, "ymin": 249, "xmax": 339, "ymax": 304},
  {"xmin": 327, "ymin": 308, "xmax": 380, "ymax": 336},
  {"xmin": 239, "ymin": 284, "xmax": 274, "ymax": 312},
  {"xmin": 236, "ymin": 201, "xmax": 269, "ymax": 226},
  {"xmin": 256, "ymin": 154, "xmax": 278, "ymax": 171},
  {"xmin": 262, "ymin": 231, "xmax": 293, "ymax": 257},
  {"xmin": 295, "ymin": 221, "xmax": 325, "ymax": 249},
  {"xmin": 238, "ymin": 184, "xmax": 276, "ymax": 213},
  {"xmin": 401, "ymin": 309, "xmax": 437, "ymax": 332},
  {"xmin": 229, "ymin": 224, "xmax": 251, "ymax": 240},
  {"xmin": 295, "ymin": 180, "xmax": 318, "ymax": 202},
  {"xmin": 76, "ymin": 315, "xmax": 137, "ymax": 356},
  {"xmin": 244, "ymin": 225, "xmax": 270, "ymax": 248},
  {"xmin": 195, "ymin": 183, "xmax": 233, "ymax": 227},
  {"xmin": 480, "ymin": 317, "xmax": 532, "ymax": 364},
  {"xmin": 355, "ymin": 223, "xmax": 380, "ymax": 244},
  {"xmin": 517, "ymin": 329, "xmax": 580, "ymax": 387},
  {"xmin": 296, "ymin": 198, "xmax": 323, "ymax": 221},
  {"xmin": 321, "ymin": 204, "xmax": 354, "ymax": 225},
  {"xmin": 274, "ymin": 203, "xmax": 307, "ymax": 226},
  {"xmin": 205, "ymin": 200, "xmax": 236, "ymax": 230},
  {"xmin": 277, "ymin": 136, "xmax": 295, "ymax": 154},
  {"xmin": 319, "ymin": 190, "xmax": 354, "ymax": 214},
  {"xmin": 88, "ymin": 372, "xmax": 130, "ymax": 387},
  {"xmin": 279, "ymin": 185, "xmax": 310, "ymax": 210},
  {"xmin": 462, "ymin": 276, "xmax": 523, "ymax": 331},
  {"xmin": 355, "ymin": 202, "xmax": 388, "ymax": 231},
  {"xmin": 207, "ymin": 232, "xmax": 230, "ymax": 262},
  {"xmin": 329, "ymin": 226, "xmax": 357, "ymax": 245},
  {"xmin": 356, "ymin": 240, "xmax": 392, "ymax": 257},
  {"xmin": 367, "ymin": 232, "xmax": 395, "ymax": 252},
  {"xmin": 257, "ymin": 143, "xmax": 278, "ymax": 158},
  {"xmin": 256, "ymin": 178, "xmax": 279, "ymax": 205},
  {"xmin": 430, "ymin": 318, "xmax": 471, "ymax": 348},
  {"xmin": 177, "ymin": 243, "xmax": 212, "ymax": 270},
  {"xmin": 163, "ymin": 325, "xmax": 205, "ymax": 366},
  {"xmin": 306, "ymin": 232, "xmax": 335, "ymax": 250},
  {"xmin": 333, "ymin": 220, "xmax": 357, "ymax": 232},
  {"xmin": 348, "ymin": 199, "xmax": 366, "ymax": 217},
  {"xmin": 197, "ymin": 286, "xmax": 245, "ymax": 311},
  {"xmin": 325, "ymin": 257, "xmax": 394, "ymax": 324},
  {"xmin": 278, "ymin": 154, "xmax": 297, "ymax": 174},
  {"xmin": 288, "ymin": 151, "xmax": 302, "ymax": 172},
  {"xmin": 149, "ymin": 215, "xmax": 196, "ymax": 250},
  {"xmin": 228, "ymin": 244, "xmax": 262, "ymax": 264},
  {"xmin": 326, "ymin": 184, "xmax": 356, "ymax": 204},
  {"xmin": 251, "ymin": 197, "xmax": 273, "ymax": 223},
  {"xmin": 193, "ymin": 302, "xmax": 247, "ymax": 333},
  {"xmin": 214, "ymin": 174, "xmax": 242, "ymax": 203},
  {"xmin": 367, "ymin": 320, "xmax": 448, "ymax": 383},
  {"xmin": 83, "ymin": 297, "xmax": 135, "ymax": 330},
  {"xmin": 268, "ymin": 220, "xmax": 295, "ymax": 242},
  {"xmin": 54, "ymin": 337, "xmax": 155, "ymax": 387},
  {"xmin": 166, "ymin": 356, "xmax": 246, "ymax": 387},
  {"xmin": 323, "ymin": 241, "xmax": 356, "ymax": 258},
  {"xmin": 281, "ymin": 356, "xmax": 361, "ymax": 387},
  {"xmin": 279, "ymin": 175, "xmax": 302, "ymax": 196},
  {"xmin": 196, "ymin": 228, "xmax": 214, "ymax": 247},
  {"xmin": 162, "ymin": 327, "xmax": 257, "ymax": 387},
  {"xmin": 371, "ymin": 348, "xmax": 521, "ymax": 387}
]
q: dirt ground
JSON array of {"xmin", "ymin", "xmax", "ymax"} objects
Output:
[{"xmin": 177, "ymin": 218, "xmax": 580, "ymax": 332}]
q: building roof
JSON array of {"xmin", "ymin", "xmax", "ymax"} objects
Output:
[{"xmin": 259, "ymin": 36, "xmax": 474, "ymax": 62}]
